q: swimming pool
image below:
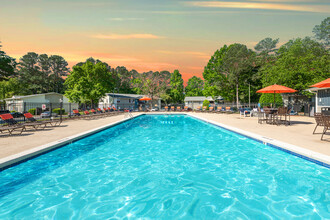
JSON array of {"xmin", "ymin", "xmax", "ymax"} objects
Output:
[{"xmin": 0, "ymin": 114, "xmax": 329, "ymax": 219}]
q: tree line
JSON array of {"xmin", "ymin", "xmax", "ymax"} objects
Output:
[{"xmin": 0, "ymin": 17, "xmax": 329, "ymax": 106}]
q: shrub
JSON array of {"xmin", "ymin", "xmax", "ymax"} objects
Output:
[
  {"xmin": 259, "ymin": 93, "xmax": 283, "ymax": 107},
  {"xmin": 28, "ymin": 108, "xmax": 36, "ymax": 115},
  {"xmin": 52, "ymin": 108, "xmax": 66, "ymax": 115},
  {"xmin": 203, "ymin": 100, "xmax": 210, "ymax": 110}
]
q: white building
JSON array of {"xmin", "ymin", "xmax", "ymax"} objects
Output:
[
  {"xmin": 184, "ymin": 96, "xmax": 223, "ymax": 109},
  {"xmin": 4, "ymin": 92, "xmax": 78, "ymax": 114},
  {"xmin": 99, "ymin": 93, "xmax": 161, "ymax": 110},
  {"xmin": 308, "ymin": 87, "xmax": 330, "ymax": 113}
]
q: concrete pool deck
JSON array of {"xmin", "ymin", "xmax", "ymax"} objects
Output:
[{"xmin": 0, "ymin": 112, "xmax": 329, "ymax": 164}]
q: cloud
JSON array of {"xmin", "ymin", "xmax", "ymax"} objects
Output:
[
  {"xmin": 157, "ymin": 50, "xmax": 210, "ymax": 58},
  {"xmin": 91, "ymin": 34, "xmax": 164, "ymax": 40},
  {"xmin": 107, "ymin": 18, "xmax": 145, "ymax": 21},
  {"xmin": 185, "ymin": 1, "xmax": 330, "ymax": 13}
]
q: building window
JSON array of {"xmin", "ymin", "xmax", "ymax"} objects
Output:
[{"xmin": 318, "ymin": 89, "xmax": 330, "ymax": 106}]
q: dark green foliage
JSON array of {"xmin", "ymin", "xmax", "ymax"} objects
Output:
[
  {"xmin": 52, "ymin": 108, "xmax": 65, "ymax": 115},
  {"xmin": 185, "ymin": 76, "xmax": 204, "ymax": 96},
  {"xmin": 18, "ymin": 52, "xmax": 69, "ymax": 95},
  {"xmin": 259, "ymin": 93, "xmax": 283, "ymax": 107},
  {"xmin": 260, "ymin": 37, "xmax": 330, "ymax": 96},
  {"xmin": 313, "ymin": 17, "xmax": 330, "ymax": 46},
  {"xmin": 170, "ymin": 70, "xmax": 184, "ymax": 103},
  {"xmin": 64, "ymin": 61, "xmax": 114, "ymax": 104},
  {"xmin": 0, "ymin": 43, "xmax": 16, "ymax": 81},
  {"xmin": 28, "ymin": 108, "xmax": 36, "ymax": 115},
  {"xmin": 254, "ymin": 38, "xmax": 279, "ymax": 55},
  {"xmin": 202, "ymin": 100, "xmax": 210, "ymax": 110}
]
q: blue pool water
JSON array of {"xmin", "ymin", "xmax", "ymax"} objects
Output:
[{"xmin": 0, "ymin": 114, "xmax": 329, "ymax": 219}]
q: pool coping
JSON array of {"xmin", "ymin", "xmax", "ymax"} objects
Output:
[
  {"xmin": 187, "ymin": 113, "xmax": 330, "ymax": 168},
  {"xmin": 0, "ymin": 114, "xmax": 144, "ymax": 170},
  {"xmin": 0, "ymin": 112, "xmax": 329, "ymax": 170}
]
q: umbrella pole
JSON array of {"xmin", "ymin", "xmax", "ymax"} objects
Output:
[{"xmin": 273, "ymin": 92, "xmax": 275, "ymax": 108}]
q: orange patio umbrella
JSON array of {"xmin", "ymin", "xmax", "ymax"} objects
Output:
[
  {"xmin": 310, "ymin": 78, "xmax": 330, "ymax": 88},
  {"xmin": 257, "ymin": 84, "xmax": 297, "ymax": 107},
  {"xmin": 139, "ymin": 97, "xmax": 151, "ymax": 101}
]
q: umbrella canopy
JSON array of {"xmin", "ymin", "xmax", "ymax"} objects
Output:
[
  {"xmin": 257, "ymin": 84, "xmax": 297, "ymax": 107},
  {"xmin": 257, "ymin": 84, "xmax": 297, "ymax": 94},
  {"xmin": 310, "ymin": 78, "xmax": 330, "ymax": 88},
  {"xmin": 139, "ymin": 97, "xmax": 151, "ymax": 101}
]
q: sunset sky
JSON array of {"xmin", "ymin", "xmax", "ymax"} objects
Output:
[{"xmin": 0, "ymin": 0, "xmax": 329, "ymax": 81}]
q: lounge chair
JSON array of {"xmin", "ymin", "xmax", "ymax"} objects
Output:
[
  {"xmin": 83, "ymin": 110, "xmax": 96, "ymax": 119},
  {"xmin": 321, "ymin": 115, "xmax": 330, "ymax": 140},
  {"xmin": 239, "ymin": 108, "xmax": 251, "ymax": 117},
  {"xmin": 225, "ymin": 107, "xmax": 233, "ymax": 114},
  {"xmin": 24, "ymin": 113, "xmax": 61, "ymax": 127},
  {"xmin": 0, "ymin": 114, "xmax": 26, "ymax": 136},
  {"xmin": 195, "ymin": 106, "xmax": 201, "ymax": 112}
]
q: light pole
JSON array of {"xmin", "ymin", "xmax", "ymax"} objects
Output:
[{"xmin": 59, "ymin": 98, "xmax": 63, "ymax": 122}]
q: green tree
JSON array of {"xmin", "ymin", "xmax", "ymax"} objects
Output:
[
  {"xmin": 260, "ymin": 37, "xmax": 330, "ymax": 96},
  {"xmin": 0, "ymin": 43, "xmax": 16, "ymax": 80},
  {"xmin": 49, "ymin": 55, "xmax": 69, "ymax": 93},
  {"xmin": 18, "ymin": 52, "xmax": 48, "ymax": 94},
  {"xmin": 313, "ymin": 17, "xmax": 330, "ymax": 47},
  {"xmin": 203, "ymin": 45, "xmax": 233, "ymax": 100},
  {"xmin": 202, "ymin": 99, "xmax": 210, "ymax": 110},
  {"xmin": 185, "ymin": 76, "xmax": 204, "ymax": 96},
  {"xmin": 254, "ymin": 38, "xmax": 279, "ymax": 55},
  {"xmin": 170, "ymin": 70, "xmax": 184, "ymax": 103},
  {"xmin": 259, "ymin": 93, "xmax": 283, "ymax": 107},
  {"xmin": 0, "ymin": 78, "xmax": 21, "ymax": 100},
  {"xmin": 222, "ymin": 44, "xmax": 256, "ymax": 108},
  {"xmin": 132, "ymin": 70, "xmax": 171, "ymax": 102},
  {"xmin": 64, "ymin": 61, "xmax": 113, "ymax": 105}
]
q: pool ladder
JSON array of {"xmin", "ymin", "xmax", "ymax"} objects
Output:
[{"xmin": 124, "ymin": 111, "xmax": 133, "ymax": 118}]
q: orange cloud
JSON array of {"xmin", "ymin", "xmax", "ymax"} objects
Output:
[
  {"xmin": 91, "ymin": 34, "xmax": 164, "ymax": 40},
  {"xmin": 186, "ymin": 1, "xmax": 330, "ymax": 13},
  {"xmin": 157, "ymin": 50, "xmax": 210, "ymax": 58}
]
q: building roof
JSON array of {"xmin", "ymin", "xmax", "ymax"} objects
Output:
[
  {"xmin": 184, "ymin": 96, "xmax": 222, "ymax": 102},
  {"xmin": 105, "ymin": 93, "xmax": 159, "ymax": 99},
  {"xmin": 4, "ymin": 92, "xmax": 63, "ymax": 101}
]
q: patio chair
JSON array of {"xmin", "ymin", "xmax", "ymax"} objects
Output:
[
  {"xmin": 177, "ymin": 106, "xmax": 181, "ymax": 111},
  {"xmin": 184, "ymin": 106, "xmax": 188, "ymax": 111},
  {"xmin": 276, "ymin": 107, "xmax": 289, "ymax": 126},
  {"xmin": 195, "ymin": 106, "xmax": 201, "ymax": 112},
  {"xmin": 171, "ymin": 106, "xmax": 175, "ymax": 111},
  {"xmin": 313, "ymin": 113, "xmax": 325, "ymax": 134},
  {"xmin": 164, "ymin": 106, "xmax": 169, "ymax": 111},
  {"xmin": 209, "ymin": 106, "xmax": 214, "ymax": 113},
  {"xmin": 24, "ymin": 112, "xmax": 61, "ymax": 127},
  {"xmin": 202, "ymin": 106, "xmax": 207, "ymax": 112},
  {"xmin": 321, "ymin": 115, "xmax": 330, "ymax": 141}
]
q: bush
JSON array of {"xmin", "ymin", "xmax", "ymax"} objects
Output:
[
  {"xmin": 28, "ymin": 108, "xmax": 36, "ymax": 115},
  {"xmin": 259, "ymin": 93, "xmax": 283, "ymax": 107},
  {"xmin": 52, "ymin": 108, "xmax": 66, "ymax": 115},
  {"xmin": 203, "ymin": 100, "xmax": 210, "ymax": 110}
]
